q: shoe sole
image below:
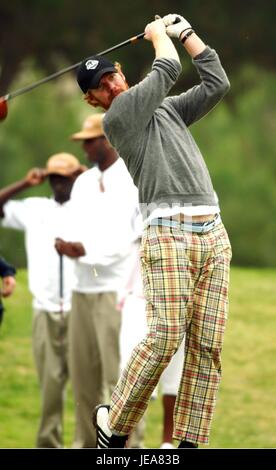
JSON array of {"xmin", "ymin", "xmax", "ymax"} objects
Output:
[
  {"xmin": 92, "ymin": 404, "xmax": 110, "ymax": 430},
  {"xmin": 92, "ymin": 404, "xmax": 111, "ymax": 449}
]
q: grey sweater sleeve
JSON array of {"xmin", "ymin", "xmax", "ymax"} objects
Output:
[
  {"xmin": 166, "ymin": 47, "xmax": 230, "ymax": 126},
  {"xmin": 103, "ymin": 58, "xmax": 182, "ymax": 145}
]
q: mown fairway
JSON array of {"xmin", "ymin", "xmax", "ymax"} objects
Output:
[{"xmin": 1, "ymin": 267, "xmax": 276, "ymax": 448}]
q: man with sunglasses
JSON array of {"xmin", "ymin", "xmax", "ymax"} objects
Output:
[{"xmin": 55, "ymin": 113, "xmax": 141, "ymax": 447}]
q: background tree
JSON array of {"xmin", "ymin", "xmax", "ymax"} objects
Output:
[
  {"xmin": 0, "ymin": 1, "xmax": 275, "ymax": 267},
  {"xmin": 0, "ymin": 0, "xmax": 275, "ymax": 94}
]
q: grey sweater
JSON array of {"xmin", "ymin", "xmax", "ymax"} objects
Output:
[{"xmin": 103, "ymin": 47, "xmax": 230, "ymax": 220}]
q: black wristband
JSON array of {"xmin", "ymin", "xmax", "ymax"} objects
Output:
[{"xmin": 180, "ymin": 29, "xmax": 194, "ymax": 44}]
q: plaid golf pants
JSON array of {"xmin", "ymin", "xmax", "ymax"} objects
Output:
[{"xmin": 109, "ymin": 221, "xmax": 232, "ymax": 445}]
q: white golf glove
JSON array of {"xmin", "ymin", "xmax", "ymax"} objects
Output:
[{"xmin": 157, "ymin": 13, "xmax": 192, "ymax": 40}]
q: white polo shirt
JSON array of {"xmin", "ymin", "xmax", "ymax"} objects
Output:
[
  {"xmin": 2, "ymin": 198, "xmax": 76, "ymax": 312},
  {"xmin": 69, "ymin": 158, "xmax": 141, "ymax": 293}
]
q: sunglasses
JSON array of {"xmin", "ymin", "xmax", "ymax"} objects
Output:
[{"xmin": 83, "ymin": 136, "xmax": 105, "ymax": 144}]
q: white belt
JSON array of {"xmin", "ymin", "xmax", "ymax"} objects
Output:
[{"xmin": 148, "ymin": 214, "xmax": 222, "ymax": 233}]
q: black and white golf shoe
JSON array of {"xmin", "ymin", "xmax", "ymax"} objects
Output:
[{"xmin": 93, "ymin": 404, "xmax": 128, "ymax": 449}]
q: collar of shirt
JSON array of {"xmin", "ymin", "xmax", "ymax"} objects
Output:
[{"xmin": 94, "ymin": 158, "xmax": 129, "ymax": 189}]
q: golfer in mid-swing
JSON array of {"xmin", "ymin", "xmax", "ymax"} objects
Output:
[{"xmin": 76, "ymin": 13, "xmax": 232, "ymax": 448}]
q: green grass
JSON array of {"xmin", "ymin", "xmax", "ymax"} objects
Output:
[{"xmin": 1, "ymin": 267, "xmax": 276, "ymax": 448}]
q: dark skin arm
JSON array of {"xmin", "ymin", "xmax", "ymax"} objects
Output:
[
  {"xmin": 0, "ymin": 168, "xmax": 47, "ymax": 218},
  {"xmin": 55, "ymin": 237, "xmax": 86, "ymax": 258}
]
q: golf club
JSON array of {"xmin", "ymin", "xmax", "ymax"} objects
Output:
[
  {"xmin": 57, "ymin": 252, "xmax": 69, "ymax": 380},
  {"xmin": 0, "ymin": 17, "xmax": 182, "ymax": 122},
  {"xmin": 59, "ymin": 252, "xmax": 64, "ymax": 316},
  {"xmin": 0, "ymin": 32, "xmax": 145, "ymax": 121}
]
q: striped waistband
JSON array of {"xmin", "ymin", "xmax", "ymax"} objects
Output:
[{"xmin": 148, "ymin": 214, "xmax": 222, "ymax": 234}]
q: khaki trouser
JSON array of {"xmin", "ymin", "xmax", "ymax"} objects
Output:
[
  {"xmin": 127, "ymin": 417, "xmax": 146, "ymax": 448},
  {"xmin": 32, "ymin": 308, "xmax": 69, "ymax": 448},
  {"xmin": 69, "ymin": 291, "xmax": 121, "ymax": 448}
]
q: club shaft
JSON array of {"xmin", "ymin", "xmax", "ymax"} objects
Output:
[
  {"xmin": 3, "ymin": 33, "xmax": 145, "ymax": 102},
  {"xmin": 59, "ymin": 253, "xmax": 64, "ymax": 303}
]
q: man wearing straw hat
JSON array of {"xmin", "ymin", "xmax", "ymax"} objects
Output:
[{"xmin": 0, "ymin": 153, "xmax": 85, "ymax": 447}]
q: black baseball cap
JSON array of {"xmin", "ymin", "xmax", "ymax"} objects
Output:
[{"xmin": 77, "ymin": 55, "xmax": 117, "ymax": 94}]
